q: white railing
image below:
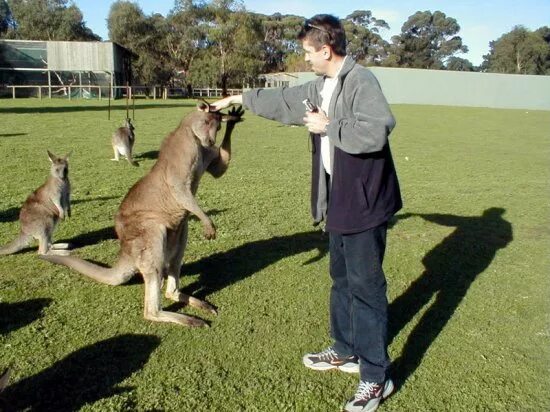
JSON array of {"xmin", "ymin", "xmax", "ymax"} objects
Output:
[{"xmin": 0, "ymin": 85, "xmax": 243, "ymax": 99}]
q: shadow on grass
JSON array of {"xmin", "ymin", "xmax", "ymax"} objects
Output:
[
  {"xmin": 0, "ymin": 103, "xmax": 191, "ymax": 115},
  {"xmin": 389, "ymin": 207, "xmax": 513, "ymax": 388},
  {"xmin": 0, "ymin": 299, "xmax": 52, "ymax": 335},
  {"xmin": 134, "ymin": 150, "xmax": 159, "ymax": 161},
  {"xmin": 59, "ymin": 226, "xmax": 117, "ymax": 249},
  {"xmin": 2, "ymin": 334, "xmax": 160, "ymax": 411},
  {"xmin": 0, "ymin": 133, "xmax": 27, "ymax": 138},
  {"xmin": 180, "ymin": 229, "xmax": 329, "ymax": 300}
]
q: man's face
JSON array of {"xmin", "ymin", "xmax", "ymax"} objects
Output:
[{"xmin": 302, "ymin": 39, "xmax": 328, "ymax": 76}]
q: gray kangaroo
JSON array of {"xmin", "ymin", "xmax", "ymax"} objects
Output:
[
  {"xmin": 0, "ymin": 151, "xmax": 71, "ymax": 256},
  {"xmin": 41, "ymin": 103, "xmax": 244, "ymax": 327},
  {"xmin": 111, "ymin": 118, "xmax": 138, "ymax": 166}
]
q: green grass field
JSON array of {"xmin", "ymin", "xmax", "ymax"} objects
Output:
[{"xmin": 0, "ymin": 98, "xmax": 549, "ymax": 411}]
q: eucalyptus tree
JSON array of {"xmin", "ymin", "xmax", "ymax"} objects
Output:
[
  {"xmin": 259, "ymin": 12, "xmax": 303, "ymax": 72},
  {"xmin": 7, "ymin": 0, "xmax": 99, "ymax": 41},
  {"xmin": 0, "ymin": 0, "xmax": 15, "ymax": 37},
  {"xmin": 343, "ymin": 10, "xmax": 390, "ymax": 65},
  {"xmin": 188, "ymin": 0, "xmax": 264, "ymax": 93},
  {"xmin": 387, "ymin": 10, "xmax": 468, "ymax": 69},
  {"xmin": 107, "ymin": 1, "xmax": 171, "ymax": 87},
  {"xmin": 481, "ymin": 25, "xmax": 550, "ymax": 74}
]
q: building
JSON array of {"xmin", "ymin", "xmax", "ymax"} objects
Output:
[{"xmin": 0, "ymin": 39, "xmax": 133, "ymax": 98}]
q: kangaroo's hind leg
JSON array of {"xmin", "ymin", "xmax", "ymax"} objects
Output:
[
  {"xmin": 165, "ymin": 220, "xmax": 217, "ymax": 315},
  {"xmin": 136, "ymin": 223, "xmax": 208, "ymax": 327}
]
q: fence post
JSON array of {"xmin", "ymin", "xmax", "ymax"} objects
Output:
[
  {"xmin": 68, "ymin": 86, "xmax": 71, "ymax": 101},
  {"xmin": 12, "ymin": 86, "xmax": 15, "ymax": 99},
  {"xmin": 99, "ymin": 86, "xmax": 101, "ymax": 101},
  {"xmin": 38, "ymin": 86, "xmax": 41, "ymax": 99}
]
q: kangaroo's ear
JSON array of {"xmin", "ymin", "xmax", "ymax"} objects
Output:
[
  {"xmin": 47, "ymin": 150, "xmax": 56, "ymax": 163},
  {"xmin": 197, "ymin": 99, "xmax": 210, "ymax": 112}
]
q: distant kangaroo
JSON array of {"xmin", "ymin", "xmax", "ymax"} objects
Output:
[
  {"xmin": 0, "ymin": 151, "xmax": 71, "ymax": 256},
  {"xmin": 41, "ymin": 103, "xmax": 244, "ymax": 327},
  {"xmin": 111, "ymin": 118, "xmax": 138, "ymax": 166}
]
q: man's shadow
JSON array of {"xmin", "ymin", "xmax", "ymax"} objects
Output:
[
  {"xmin": 1, "ymin": 334, "xmax": 160, "ymax": 411},
  {"xmin": 389, "ymin": 207, "xmax": 513, "ymax": 386}
]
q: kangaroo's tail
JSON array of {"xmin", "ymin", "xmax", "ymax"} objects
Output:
[
  {"xmin": 0, "ymin": 233, "xmax": 31, "ymax": 256},
  {"xmin": 39, "ymin": 254, "xmax": 135, "ymax": 286},
  {"xmin": 126, "ymin": 150, "xmax": 139, "ymax": 167}
]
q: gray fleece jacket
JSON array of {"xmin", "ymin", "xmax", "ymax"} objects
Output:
[{"xmin": 243, "ymin": 57, "xmax": 402, "ymax": 234}]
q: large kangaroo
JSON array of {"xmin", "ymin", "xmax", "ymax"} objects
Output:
[
  {"xmin": 0, "ymin": 151, "xmax": 71, "ymax": 256},
  {"xmin": 111, "ymin": 118, "xmax": 138, "ymax": 166},
  {"xmin": 41, "ymin": 103, "xmax": 243, "ymax": 327}
]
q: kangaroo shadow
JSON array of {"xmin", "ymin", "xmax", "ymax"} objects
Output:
[
  {"xmin": 0, "ymin": 208, "xmax": 19, "ymax": 223},
  {"xmin": 2, "ymin": 333, "xmax": 160, "ymax": 411},
  {"xmin": 134, "ymin": 150, "xmax": 159, "ymax": 160},
  {"xmin": 179, "ymin": 230, "xmax": 329, "ymax": 301},
  {"xmin": 389, "ymin": 207, "xmax": 513, "ymax": 387},
  {"xmin": 58, "ymin": 226, "xmax": 117, "ymax": 249},
  {"xmin": 0, "ymin": 299, "xmax": 52, "ymax": 335},
  {"xmin": 0, "ymin": 134, "xmax": 26, "ymax": 138}
]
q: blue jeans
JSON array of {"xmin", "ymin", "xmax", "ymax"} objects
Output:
[{"xmin": 329, "ymin": 223, "xmax": 390, "ymax": 383}]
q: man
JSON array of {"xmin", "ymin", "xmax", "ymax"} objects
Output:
[{"xmin": 212, "ymin": 14, "xmax": 402, "ymax": 412}]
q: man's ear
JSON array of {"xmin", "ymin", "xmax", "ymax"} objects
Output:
[{"xmin": 322, "ymin": 45, "xmax": 331, "ymax": 59}]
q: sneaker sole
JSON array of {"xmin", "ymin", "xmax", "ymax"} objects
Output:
[{"xmin": 302, "ymin": 359, "xmax": 359, "ymax": 373}]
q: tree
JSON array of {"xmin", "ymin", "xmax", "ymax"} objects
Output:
[
  {"xmin": 481, "ymin": 25, "xmax": 550, "ymax": 74},
  {"xmin": 445, "ymin": 56, "xmax": 474, "ymax": 71},
  {"xmin": 258, "ymin": 12, "xmax": 303, "ymax": 72},
  {"xmin": 107, "ymin": 1, "xmax": 172, "ymax": 87},
  {"xmin": 343, "ymin": 10, "xmax": 390, "ymax": 65},
  {"xmin": 7, "ymin": 0, "xmax": 100, "ymax": 41},
  {"xmin": 387, "ymin": 10, "xmax": 468, "ymax": 69},
  {"xmin": 0, "ymin": 0, "xmax": 15, "ymax": 37},
  {"xmin": 188, "ymin": 0, "xmax": 264, "ymax": 93},
  {"xmin": 165, "ymin": 0, "xmax": 210, "ymax": 92}
]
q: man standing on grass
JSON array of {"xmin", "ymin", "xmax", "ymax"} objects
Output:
[{"xmin": 212, "ymin": 14, "xmax": 402, "ymax": 412}]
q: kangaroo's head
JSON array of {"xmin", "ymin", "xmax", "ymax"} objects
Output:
[
  {"xmin": 191, "ymin": 101, "xmax": 224, "ymax": 147},
  {"xmin": 47, "ymin": 150, "xmax": 70, "ymax": 180}
]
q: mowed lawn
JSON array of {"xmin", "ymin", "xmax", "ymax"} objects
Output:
[{"xmin": 0, "ymin": 98, "xmax": 548, "ymax": 411}]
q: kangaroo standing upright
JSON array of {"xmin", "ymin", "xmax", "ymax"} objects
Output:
[
  {"xmin": 111, "ymin": 118, "xmax": 138, "ymax": 166},
  {"xmin": 42, "ymin": 103, "xmax": 243, "ymax": 327},
  {"xmin": 0, "ymin": 151, "xmax": 71, "ymax": 256}
]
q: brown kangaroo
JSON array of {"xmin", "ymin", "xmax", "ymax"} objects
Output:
[
  {"xmin": 41, "ymin": 103, "xmax": 244, "ymax": 327},
  {"xmin": 0, "ymin": 151, "xmax": 71, "ymax": 256},
  {"xmin": 111, "ymin": 118, "xmax": 138, "ymax": 166}
]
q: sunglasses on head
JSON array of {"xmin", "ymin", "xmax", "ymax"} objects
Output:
[{"xmin": 304, "ymin": 20, "xmax": 332, "ymax": 40}]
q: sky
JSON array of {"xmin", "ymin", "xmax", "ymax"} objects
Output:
[{"xmin": 75, "ymin": 0, "xmax": 550, "ymax": 66}]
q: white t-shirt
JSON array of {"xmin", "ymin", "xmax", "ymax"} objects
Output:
[{"xmin": 319, "ymin": 56, "xmax": 347, "ymax": 175}]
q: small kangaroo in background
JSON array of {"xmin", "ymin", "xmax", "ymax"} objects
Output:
[
  {"xmin": 111, "ymin": 118, "xmax": 138, "ymax": 166},
  {"xmin": 0, "ymin": 151, "xmax": 71, "ymax": 256},
  {"xmin": 42, "ymin": 103, "xmax": 244, "ymax": 327}
]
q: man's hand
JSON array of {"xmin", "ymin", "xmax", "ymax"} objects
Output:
[
  {"xmin": 304, "ymin": 110, "xmax": 330, "ymax": 134},
  {"xmin": 210, "ymin": 95, "xmax": 243, "ymax": 111}
]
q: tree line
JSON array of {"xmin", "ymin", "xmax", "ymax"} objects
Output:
[{"xmin": 1, "ymin": 0, "xmax": 549, "ymax": 91}]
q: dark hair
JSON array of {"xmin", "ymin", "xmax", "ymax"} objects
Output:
[{"xmin": 298, "ymin": 14, "xmax": 347, "ymax": 57}]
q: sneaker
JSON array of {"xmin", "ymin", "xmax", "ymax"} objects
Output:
[
  {"xmin": 302, "ymin": 347, "xmax": 359, "ymax": 373},
  {"xmin": 343, "ymin": 379, "xmax": 395, "ymax": 412}
]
